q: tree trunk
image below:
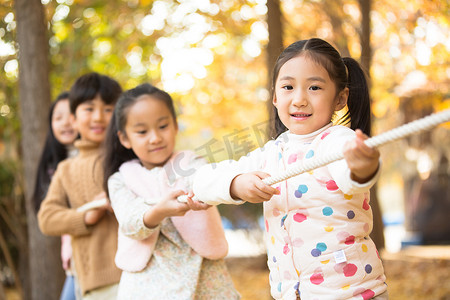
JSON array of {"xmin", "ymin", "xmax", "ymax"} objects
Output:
[
  {"xmin": 266, "ymin": 0, "xmax": 284, "ymax": 84},
  {"xmin": 0, "ymin": 282, "xmax": 6, "ymax": 299},
  {"xmin": 264, "ymin": 2, "xmax": 283, "ymax": 298},
  {"xmin": 322, "ymin": 0, "xmax": 350, "ymax": 57},
  {"xmin": 359, "ymin": 0, "xmax": 371, "ymax": 76},
  {"xmin": 15, "ymin": 0, "xmax": 65, "ymax": 299},
  {"xmin": 266, "ymin": 0, "xmax": 284, "ymax": 136},
  {"xmin": 0, "ymin": 281, "xmax": 5, "ymax": 300},
  {"xmin": 358, "ymin": 0, "xmax": 385, "ymax": 250}
]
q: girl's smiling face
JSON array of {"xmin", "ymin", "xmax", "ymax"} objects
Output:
[
  {"xmin": 118, "ymin": 95, "xmax": 178, "ymax": 170},
  {"xmin": 51, "ymin": 99, "xmax": 78, "ymax": 145},
  {"xmin": 273, "ymin": 54, "xmax": 348, "ymax": 135}
]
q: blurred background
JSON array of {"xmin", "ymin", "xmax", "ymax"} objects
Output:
[{"xmin": 0, "ymin": 0, "xmax": 449, "ymax": 299}]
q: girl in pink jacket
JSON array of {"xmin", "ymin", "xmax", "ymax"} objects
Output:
[
  {"xmin": 192, "ymin": 38, "xmax": 388, "ymax": 300},
  {"xmin": 102, "ymin": 83, "xmax": 240, "ymax": 300}
]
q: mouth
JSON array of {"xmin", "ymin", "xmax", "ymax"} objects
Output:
[
  {"xmin": 61, "ymin": 129, "xmax": 75, "ymax": 135},
  {"xmin": 149, "ymin": 146, "xmax": 166, "ymax": 152},
  {"xmin": 90, "ymin": 126, "xmax": 105, "ymax": 134},
  {"xmin": 290, "ymin": 113, "xmax": 312, "ymax": 120}
]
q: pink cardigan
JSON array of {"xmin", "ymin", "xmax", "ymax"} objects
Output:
[{"xmin": 114, "ymin": 151, "xmax": 228, "ymax": 272}]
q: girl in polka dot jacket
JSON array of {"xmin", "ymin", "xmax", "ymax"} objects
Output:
[{"xmin": 191, "ymin": 38, "xmax": 388, "ymax": 300}]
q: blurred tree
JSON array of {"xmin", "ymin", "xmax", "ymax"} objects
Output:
[
  {"xmin": 0, "ymin": 280, "xmax": 4, "ymax": 299},
  {"xmin": 358, "ymin": 0, "xmax": 385, "ymax": 250},
  {"xmin": 266, "ymin": 0, "xmax": 284, "ymax": 124},
  {"xmin": 359, "ymin": 0, "xmax": 371, "ymax": 74},
  {"xmin": 15, "ymin": 0, "xmax": 65, "ymax": 299},
  {"xmin": 321, "ymin": 0, "xmax": 351, "ymax": 56}
]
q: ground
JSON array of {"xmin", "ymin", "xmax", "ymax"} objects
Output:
[{"xmin": 226, "ymin": 245, "xmax": 450, "ymax": 300}]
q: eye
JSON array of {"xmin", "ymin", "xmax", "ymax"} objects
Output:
[
  {"xmin": 104, "ymin": 106, "xmax": 114, "ymax": 113},
  {"xmin": 282, "ymin": 85, "xmax": 293, "ymax": 91},
  {"xmin": 159, "ymin": 124, "xmax": 169, "ymax": 130},
  {"xmin": 137, "ymin": 130, "xmax": 147, "ymax": 135},
  {"xmin": 309, "ymin": 85, "xmax": 321, "ymax": 91}
]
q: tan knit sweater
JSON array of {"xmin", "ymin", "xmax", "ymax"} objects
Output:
[{"xmin": 38, "ymin": 140, "xmax": 121, "ymax": 295}]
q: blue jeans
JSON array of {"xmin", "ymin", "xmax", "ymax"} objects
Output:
[{"xmin": 60, "ymin": 275, "xmax": 76, "ymax": 300}]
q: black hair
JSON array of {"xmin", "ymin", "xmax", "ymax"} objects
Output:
[
  {"xmin": 33, "ymin": 92, "xmax": 73, "ymax": 213},
  {"xmin": 270, "ymin": 38, "xmax": 371, "ymax": 138},
  {"xmin": 102, "ymin": 83, "xmax": 177, "ymax": 196},
  {"xmin": 69, "ymin": 72, "xmax": 122, "ymax": 114}
]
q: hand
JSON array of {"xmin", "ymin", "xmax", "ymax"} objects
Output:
[
  {"xmin": 143, "ymin": 190, "xmax": 191, "ymax": 228},
  {"xmin": 186, "ymin": 191, "xmax": 211, "ymax": 211},
  {"xmin": 343, "ymin": 129, "xmax": 380, "ymax": 183},
  {"xmin": 230, "ymin": 171, "xmax": 280, "ymax": 203},
  {"xmin": 84, "ymin": 192, "xmax": 112, "ymax": 225},
  {"xmin": 84, "ymin": 206, "xmax": 107, "ymax": 225},
  {"xmin": 93, "ymin": 192, "xmax": 114, "ymax": 213}
]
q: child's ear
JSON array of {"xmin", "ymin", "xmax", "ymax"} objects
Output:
[
  {"xmin": 335, "ymin": 87, "xmax": 349, "ymax": 111},
  {"xmin": 272, "ymin": 95, "xmax": 278, "ymax": 107},
  {"xmin": 117, "ymin": 131, "xmax": 131, "ymax": 149}
]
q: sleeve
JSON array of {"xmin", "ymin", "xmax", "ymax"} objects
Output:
[
  {"xmin": 324, "ymin": 127, "xmax": 381, "ymax": 195},
  {"xmin": 37, "ymin": 166, "xmax": 91, "ymax": 237},
  {"xmin": 193, "ymin": 142, "xmax": 274, "ymax": 205},
  {"xmin": 108, "ymin": 172, "xmax": 159, "ymax": 240},
  {"xmin": 182, "ymin": 151, "xmax": 209, "ymax": 190}
]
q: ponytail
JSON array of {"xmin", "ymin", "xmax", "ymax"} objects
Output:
[{"xmin": 341, "ymin": 57, "xmax": 372, "ymax": 136}]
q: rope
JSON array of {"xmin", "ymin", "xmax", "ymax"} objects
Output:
[{"xmin": 262, "ymin": 109, "xmax": 450, "ymax": 186}]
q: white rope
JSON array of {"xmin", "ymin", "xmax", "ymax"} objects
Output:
[
  {"xmin": 262, "ymin": 109, "xmax": 450, "ymax": 186},
  {"xmin": 76, "ymin": 198, "xmax": 108, "ymax": 212}
]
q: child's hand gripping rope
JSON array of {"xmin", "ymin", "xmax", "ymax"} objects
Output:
[{"xmin": 262, "ymin": 109, "xmax": 450, "ymax": 186}]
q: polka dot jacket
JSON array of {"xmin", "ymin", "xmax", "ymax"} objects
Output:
[{"xmin": 193, "ymin": 123, "xmax": 388, "ymax": 300}]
